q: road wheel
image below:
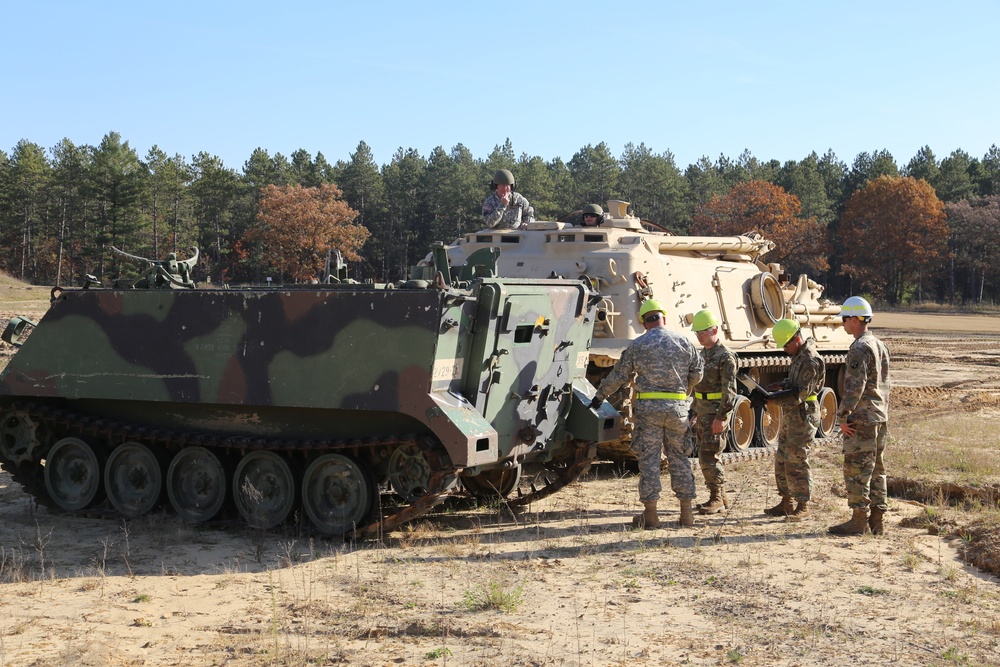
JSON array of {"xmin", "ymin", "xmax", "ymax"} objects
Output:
[
  {"xmin": 105, "ymin": 441, "xmax": 163, "ymax": 518},
  {"xmin": 726, "ymin": 395, "xmax": 755, "ymax": 452},
  {"xmin": 44, "ymin": 437, "xmax": 104, "ymax": 511},
  {"xmin": 233, "ymin": 450, "xmax": 296, "ymax": 529},
  {"xmin": 755, "ymin": 402, "xmax": 782, "ymax": 448},
  {"xmin": 816, "ymin": 387, "xmax": 838, "ymax": 437},
  {"xmin": 301, "ymin": 454, "xmax": 376, "ymax": 536},
  {"xmin": 167, "ymin": 447, "xmax": 227, "ymax": 523}
]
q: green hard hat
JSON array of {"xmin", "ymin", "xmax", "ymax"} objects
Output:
[
  {"xmin": 692, "ymin": 309, "xmax": 719, "ymax": 332},
  {"xmin": 638, "ymin": 299, "xmax": 665, "ymax": 319},
  {"xmin": 582, "ymin": 204, "xmax": 603, "ymax": 216},
  {"xmin": 492, "ymin": 169, "xmax": 515, "ymax": 186},
  {"xmin": 772, "ymin": 318, "xmax": 801, "ymax": 348}
]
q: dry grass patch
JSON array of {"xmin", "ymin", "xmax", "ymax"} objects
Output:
[{"xmin": 892, "ymin": 413, "xmax": 1000, "ymax": 484}]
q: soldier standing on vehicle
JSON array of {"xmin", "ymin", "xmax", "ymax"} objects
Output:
[
  {"xmin": 763, "ymin": 319, "xmax": 826, "ymax": 521},
  {"xmin": 579, "ymin": 203, "xmax": 604, "ymax": 227},
  {"xmin": 590, "ymin": 299, "xmax": 703, "ymax": 529},
  {"xmin": 482, "ymin": 169, "xmax": 535, "ymax": 229},
  {"xmin": 828, "ymin": 296, "xmax": 892, "ymax": 536},
  {"xmin": 690, "ymin": 310, "xmax": 738, "ymax": 514}
]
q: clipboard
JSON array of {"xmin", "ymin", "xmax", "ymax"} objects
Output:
[
  {"xmin": 737, "ymin": 373, "xmax": 797, "ymax": 402},
  {"xmin": 736, "ymin": 373, "xmax": 765, "ymax": 393}
]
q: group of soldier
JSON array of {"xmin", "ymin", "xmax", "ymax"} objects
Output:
[
  {"xmin": 590, "ymin": 297, "xmax": 891, "ymax": 536},
  {"xmin": 480, "ymin": 168, "xmax": 892, "ymax": 536}
]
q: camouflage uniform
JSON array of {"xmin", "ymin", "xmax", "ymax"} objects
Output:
[
  {"xmin": 594, "ymin": 327, "xmax": 703, "ymax": 503},
  {"xmin": 837, "ymin": 331, "xmax": 891, "ymax": 510},
  {"xmin": 692, "ymin": 343, "xmax": 737, "ymax": 487},
  {"xmin": 770, "ymin": 337, "xmax": 826, "ymax": 502},
  {"xmin": 482, "ymin": 192, "xmax": 535, "ymax": 229}
]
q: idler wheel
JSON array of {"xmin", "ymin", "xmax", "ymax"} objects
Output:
[
  {"xmin": 167, "ymin": 447, "xmax": 226, "ymax": 523},
  {"xmin": 233, "ymin": 450, "xmax": 296, "ymax": 529},
  {"xmin": 462, "ymin": 465, "xmax": 521, "ymax": 499},
  {"xmin": 301, "ymin": 454, "xmax": 375, "ymax": 536},
  {"xmin": 44, "ymin": 437, "xmax": 104, "ymax": 511},
  {"xmin": 105, "ymin": 441, "xmax": 164, "ymax": 518}
]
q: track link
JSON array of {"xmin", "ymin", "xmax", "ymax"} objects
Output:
[
  {"xmin": 1, "ymin": 402, "xmax": 603, "ymax": 538},
  {"xmin": 0, "ymin": 401, "xmax": 456, "ymax": 537}
]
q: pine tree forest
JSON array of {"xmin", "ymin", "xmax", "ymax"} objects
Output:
[{"xmin": 2, "ymin": 133, "xmax": 1000, "ymax": 305}]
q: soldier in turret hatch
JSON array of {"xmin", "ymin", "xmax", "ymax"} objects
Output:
[
  {"xmin": 482, "ymin": 169, "xmax": 534, "ymax": 229},
  {"xmin": 579, "ymin": 203, "xmax": 604, "ymax": 227}
]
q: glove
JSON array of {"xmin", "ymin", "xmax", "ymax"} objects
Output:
[{"xmin": 588, "ymin": 396, "xmax": 603, "ymax": 411}]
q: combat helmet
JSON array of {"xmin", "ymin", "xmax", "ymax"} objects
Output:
[
  {"xmin": 491, "ymin": 169, "xmax": 516, "ymax": 189},
  {"xmin": 582, "ymin": 204, "xmax": 604, "ymax": 217},
  {"xmin": 772, "ymin": 318, "xmax": 801, "ymax": 348}
]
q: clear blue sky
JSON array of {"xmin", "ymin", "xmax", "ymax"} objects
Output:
[{"xmin": 2, "ymin": 0, "xmax": 998, "ymax": 171}]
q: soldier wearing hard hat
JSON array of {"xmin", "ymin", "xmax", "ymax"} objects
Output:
[
  {"xmin": 482, "ymin": 169, "xmax": 535, "ymax": 229},
  {"xmin": 763, "ymin": 318, "xmax": 826, "ymax": 521},
  {"xmin": 589, "ymin": 299, "xmax": 704, "ymax": 529},
  {"xmin": 828, "ymin": 296, "xmax": 892, "ymax": 536},
  {"xmin": 689, "ymin": 309, "xmax": 738, "ymax": 514}
]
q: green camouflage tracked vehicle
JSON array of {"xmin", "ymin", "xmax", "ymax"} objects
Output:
[
  {"xmin": 434, "ymin": 201, "xmax": 853, "ymax": 461},
  {"xmin": 0, "ymin": 248, "xmax": 619, "ymax": 536}
]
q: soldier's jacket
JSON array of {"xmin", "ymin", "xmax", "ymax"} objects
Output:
[
  {"xmin": 692, "ymin": 342, "xmax": 737, "ymax": 422},
  {"xmin": 772, "ymin": 337, "xmax": 826, "ymax": 408},
  {"xmin": 837, "ymin": 331, "xmax": 891, "ymax": 424},
  {"xmin": 482, "ymin": 191, "xmax": 535, "ymax": 229},
  {"xmin": 594, "ymin": 326, "xmax": 703, "ymax": 417}
]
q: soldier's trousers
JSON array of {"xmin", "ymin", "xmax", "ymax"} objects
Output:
[
  {"xmin": 775, "ymin": 402, "xmax": 819, "ymax": 502},
  {"xmin": 693, "ymin": 418, "xmax": 726, "ymax": 488},
  {"xmin": 842, "ymin": 421, "xmax": 888, "ymax": 510},
  {"xmin": 632, "ymin": 407, "xmax": 696, "ymax": 503}
]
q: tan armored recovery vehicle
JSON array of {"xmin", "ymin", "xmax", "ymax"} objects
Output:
[{"xmin": 437, "ymin": 200, "xmax": 852, "ymax": 459}]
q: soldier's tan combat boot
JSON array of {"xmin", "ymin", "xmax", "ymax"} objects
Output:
[
  {"xmin": 632, "ymin": 501, "xmax": 661, "ymax": 530},
  {"xmin": 827, "ymin": 507, "xmax": 870, "ymax": 535},
  {"xmin": 763, "ymin": 495, "xmax": 794, "ymax": 517},
  {"xmin": 698, "ymin": 487, "xmax": 728, "ymax": 514},
  {"xmin": 679, "ymin": 499, "xmax": 695, "ymax": 527},
  {"xmin": 868, "ymin": 508, "xmax": 885, "ymax": 535},
  {"xmin": 787, "ymin": 499, "xmax": 811, "ymax": 522}
]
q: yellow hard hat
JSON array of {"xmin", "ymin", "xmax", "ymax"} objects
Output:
[
  {"xmin": 692, "ymin": 309, "xmax": 719, "ymax": 332},
  {"xmin": 638, "ymin": 299, "xmax": 665, "ymax": 319},
  {"xmin": 772, "ymin": 318, "xmax": 801, "ymax": 348}
]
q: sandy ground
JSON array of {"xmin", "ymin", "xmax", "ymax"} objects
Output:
[{"xmin": 1, "ymin": 313, "xmax": 999, "ymax": 666}]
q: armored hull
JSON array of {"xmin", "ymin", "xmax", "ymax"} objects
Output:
[{"xmin": 0, "ymin": 275, "xmax": 619, "ymax": 535}]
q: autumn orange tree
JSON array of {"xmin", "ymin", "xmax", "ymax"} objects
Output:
[
  {"xmin": 690, "ymin": 180, "xmax": 829, "ymax": 278},
  {"xmin": 839, "ymin": 176, "xmax": 948, "ymax": 303},
  {"xmin": 236, "ymin": 184, "xmax": 368, "ymax": 282}
]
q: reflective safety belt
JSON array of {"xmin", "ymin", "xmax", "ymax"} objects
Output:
[
  {"xmin": 636, "ymin": 391, "xmax": 687, "ymax": 400},
  {"xmin": 805, "ymin": 394, "xmax": 818, "ymax": 402},
  {"xmin": 694, "ymin": 391, "xmax": 723, "ymax": 400}
]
